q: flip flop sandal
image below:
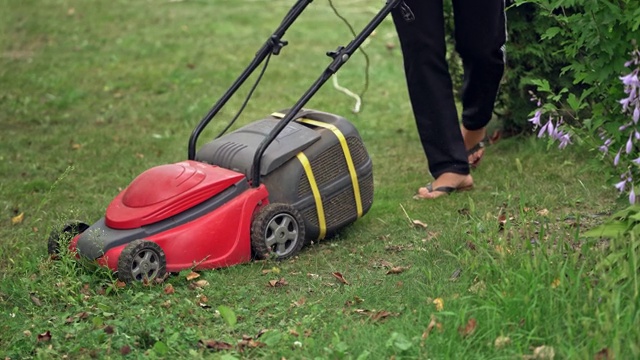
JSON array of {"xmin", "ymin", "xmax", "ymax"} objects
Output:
[
  {"xmin": 467, "ymin": 140, "xmax": 486, "ymax": 169},
  {"xmin": 412, "ymin": 183, "xmax": 474, "ymax": 200}
]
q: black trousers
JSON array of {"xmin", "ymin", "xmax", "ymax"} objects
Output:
[{"xmin": 392, "ymin": 0, "xmax": 506, "ymax": 178}]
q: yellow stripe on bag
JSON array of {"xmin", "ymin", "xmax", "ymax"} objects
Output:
[
  {"xmin": 271, "ymin": 112, "xmax": 363, "ymax": 217},
  {"xmin": 296, "ymin": 152, "xmax": 326, "ymax": 240}
]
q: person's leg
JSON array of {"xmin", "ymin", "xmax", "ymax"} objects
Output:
[
  {"xmin": 453, "ymin": 0, "xmax": 506, "ymax": 159},
  {"xmin": 392, "ymin": 0, "xmax": 472, "ymax": 198}
]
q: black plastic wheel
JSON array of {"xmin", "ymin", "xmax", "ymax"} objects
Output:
[
  {"xmin": 251, "ymin": 203, "xmax": 305, "ymax": 260},
  {"xmin": 117, "ymin": 240, "xmax": 167, "ymax": 283},
  {"xmin": 47, "ymin": 221, "xmax": 90, "ymax": 256}
]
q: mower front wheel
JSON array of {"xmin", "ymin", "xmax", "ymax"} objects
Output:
[
  {"xmin": 251, "ymin": 203, "xmax": 306, "ymax": 260},
  {"xmin": 117, "ymin": 240, "xmax": 167, "ymax": 283},
  {"xmin": 47, "ymin": 221, "xmax": 90, "ymax": 257}
]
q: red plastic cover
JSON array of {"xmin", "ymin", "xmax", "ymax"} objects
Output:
[{"xmin": 105, "ymin": 160, "xmax": 246, "ymax": 229}]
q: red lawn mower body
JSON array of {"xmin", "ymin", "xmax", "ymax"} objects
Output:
[{"xmin": 68, "ymin": 161, "xmax": 269, "ymax": 273}]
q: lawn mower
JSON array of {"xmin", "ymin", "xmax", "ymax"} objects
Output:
[{"xmin": 48, "ymin": 0, "xmax": 410, "ymax": 282}]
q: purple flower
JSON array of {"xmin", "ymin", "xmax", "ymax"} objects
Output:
[
  {"xmin": 615, "ymin": 179, "xmax": 627, "ymax": 192},
  {"xmin": 538, "ymin": 120, "xmax": 550, "ymax": 138},
  {"xmin": 528, "ymin": 110, "xmax": 543, "ymax": 127},
  {"xmin": 614, "ymin": 149, "xmax": 622, "ymax": 166},
  {"xmin": 633, "ymin": 157, "xmax": 640, "ymax": 165},
  {"xmin": 626, "ymin": 134, "xmax": 634, "ymax": 154},
  {"xmin": 558, "ymin": 134, "xmax": 571, "ymax": 149},
  {"xmin": 620, "ymin": 97, "xmax": 632, "ymax": 112},
  {"xmin": 634, "ymin": 106, "xmax": 640, "ymax": 124},
  {"xmin": 630, "ymin": 186, "xmax": 636, "ymax": 204},
  {"xmin": 620, "ymin": 72, "xmax": 640, "ymax": 87},
  {"xmin": 547, "ymin": 119, "xmax": 555, "ymax": 137}
]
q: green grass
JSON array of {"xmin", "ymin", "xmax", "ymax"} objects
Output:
[{"xmin": 1, "ymin": 0, "xmax": 638, "ymax": 359}]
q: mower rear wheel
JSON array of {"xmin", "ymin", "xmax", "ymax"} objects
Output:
[
  {"xmin": 117, "ymin": 240, "xmax": 166, "ymax": 283},
  {"xmin": 251, "ymin": 203, "xmax": 305, "ymax": 260},
  {"xmin": 47, "ymin": 221, "xmax": 90, "ymax": 257}
]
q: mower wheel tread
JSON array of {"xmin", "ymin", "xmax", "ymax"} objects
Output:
[
  {"xmin": 251, "ymin": 203, "xmax": 305, "ymax": 260},
  {"xmin": 117, "ymin": 240, "xmax": 167, "ymax": 283}
]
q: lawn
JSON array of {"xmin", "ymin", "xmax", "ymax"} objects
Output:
[{"xmin": 1, "ymin": 0, "xmax": 637, "ymax": 359}]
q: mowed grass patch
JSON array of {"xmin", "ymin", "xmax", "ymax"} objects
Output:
[{"xmin": 1, "ymin": 0, "xmax": 637, "ymax": 359}]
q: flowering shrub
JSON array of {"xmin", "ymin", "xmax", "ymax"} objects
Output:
[{"xmin": 529, "ymin": 49, "xmax": 640, "ymax": 203}]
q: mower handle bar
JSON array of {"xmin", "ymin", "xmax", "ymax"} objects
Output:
[{"xmin": 188, "ymin": 0, "xmax": 405, "ymax": 187}]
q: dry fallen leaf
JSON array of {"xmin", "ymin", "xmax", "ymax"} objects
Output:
[
  {"xmin": 164, "ymin": 284, "xmax": 175, "ymax": 295},
  {"xmin": 120, "ymin": 345, "xmax": 131, "ymax": 355},
  {"xmin": 268, "ymin": 278, "xmax": 288, "ymax": 287},
  {"xmin": 71, "ymin": 143, "xmax": 82, "ymax": 150},
  {"xmin": 194, "ymin": 280, "xmax": 209, "ymax": 288},
  {"xmin": 551, "ymin": 278, "xmax": 561, "ymax": 289},
  {"xmin": 532, "ymin": 345, "xmax": 555, "ymax": 359},
  {"xmin": 594, "ymin": 347, "xmax": 612, "ymax": 360},
  {"xmin": 37, "ymin": 331, "xmax": 52, "ymax": 342},
  {"xmin": 537, "ymin": 208, "xmax": 550, "ymax": 216},
  {"xmin": 494, "ymin": 335, "xmax": 511, "ymax": 348},
  {"xmin": 433, "ymin": 298, "xmax": 444, "ymax": 311},
  {"xmin": 421, "ymin": 314, "xmax": 438, "ymax": 341},
  {"xmin": 371, "ymin": 310, "xmax": 397, "ymax": 322},
  {"xmin": 292, "ymin": 297, "xmax": 306, "ymax": 307},
  {"xmin": 458, "ymin": 318, "xmax": 477, "ymax": 337},
  {"xmin": 412, "ymin": 219, "xmax": 428, "ymax": 229},
  {"xmin": 115, "ymin": 280, "xmax": 126, "ymax": 289},
  {"xmin": 30, "ymin": 294, "xmax": 42, "ymax": 307},
  {"xmin": 186, "ymin": 271, "xmax": 200, "ymax": 281},
  {"xmin": 237, "ymin": 339, "xmax": 266, "ymax": 350},
  {"xmin": 332, "ymin": 272, "xmax": 350, "ymax": 285},
  {"xmin": 11, "ymin": 212, "xmax": 24, "ymax": 225},
  {"xmin": 199, "ymin": 339, "xmax": 234, "ymax": 351},
  {"xmin": 386, "ymin": 266, "xmax": 410, "ymax": 275}
]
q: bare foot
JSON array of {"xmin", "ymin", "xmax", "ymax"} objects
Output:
[
  {"xmin": 461, "ymin": 126, "xmax": 487, "ymax": 167},
  {"xmin": 414, "ymin": 172, "xmax": 474, "ymax": 199}
]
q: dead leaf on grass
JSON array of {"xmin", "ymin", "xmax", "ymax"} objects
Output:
[
  {"xmin": 370, "ymin": 310, "xmax": 397, "ymax": 322},
  {"xmin": 114, "ymin": 280, "xmax": 126, "ymax": 289},
  {"xmin": 523, "ymin": 345, "xmax": 555, "ymax": 359},
  {"xmin": 494, "ymin": 335, "xmax": 511, "ymax": 348},
  {"xmin": 237, "ymin": 338, "xmax": 266, "ymax": 350},
  {"xmin": 65, "ymin": 311, "xmax": 89, "ymax": 323},
  {"xmin": 594, "ymin": 347, "xmax": 612, "ymax": 360},
  {"xmin": 164, "ymin": 284, "xmax": 175, "ymax": 295},
  {"xmin": 11, "ymin": 212, "xmax": 24, "ymax": 225},
  {"xmin": 37, "ymin": 331, "xmax": 52, "ymax": 342},
  {"xmin": 194, "ymin": 280, "xmax": 209, "ymax": 288},
  {"xmin": 551, "ymin": 278, "xmax": 561, "ymax": 289},
  {"xmin": 412, "ymin": 219, "xmax": 428, "ymax": 229},
  {"xmin": 186, "ymin": 271, "xmax": 200, "ymax": 281},
  {"xmin": 332, "ymin": 272, "xmax": 349, "ymax": 285},
  {"xmin": 199, "ymin": 339, "xmax": 234, "ymax": 351},
  {"xmin": 421, "ymin": 314, "xmax": 438, "ymax": 341},
  {"xmin": 268, "ymin": 278, "xmax": 288, "ymax": 287},
  {"xmin": 458, "ymin": 318, "xmax": 477, "ymax": 337},
  {"xmin": 120, "ymin": 345, "xmax": 131, "ymax": 355},
  {"xmin": 30, "ymin": 294, "xmax": 42, "ymax": 307},
  {"xmin": 433, "ymin": 297, "xmax": 444, "ymax": 311},
  {"xmin": 537, "ymin": 208, "xmax": 550, "ymax": 216},
  {"xmin": 386, "ymin": 266, "xmax": 410, "ymax": 275},
  {"xmin": 291, "ymin": 297, "xmax": 306, "ymax": 307}
]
